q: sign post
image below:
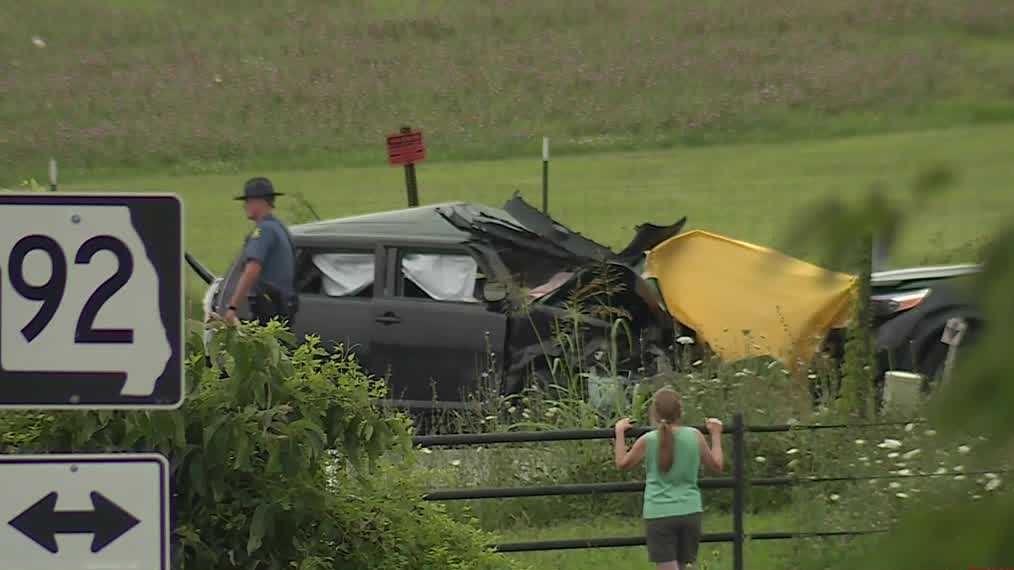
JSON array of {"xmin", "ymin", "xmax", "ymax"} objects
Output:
[
  {"xmin": 386, "ymin": 126, "xmax": 426, "ymax": 208},
  {"xmin": 0, "ymin": 454, "xmax": 170, "ymax": 570}
]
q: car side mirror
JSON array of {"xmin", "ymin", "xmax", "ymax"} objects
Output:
[{"xmin": 482, "ymin": 281, "xmax": 508, "ymax": 302}]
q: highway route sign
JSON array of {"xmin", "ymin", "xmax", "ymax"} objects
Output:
[{"xmin": 0, "ymin": 194, "xmax": 183, "ymax": 408}]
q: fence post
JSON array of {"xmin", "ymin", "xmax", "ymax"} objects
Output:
[
  {"xmin": 732, "ymin": 412, "xmax": 746, "ymax": 570},
  {"xmin": 541, "ymin": 136, "xmax": 549, "ymax": 214},
  {"xmin": 48, "ymin": 157, "xmax": 58, "ymax": 192}
]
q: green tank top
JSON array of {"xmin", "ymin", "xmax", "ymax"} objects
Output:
[{"xmin": 643, "ymin": 426, "xmax": 703, "ymax": 519}]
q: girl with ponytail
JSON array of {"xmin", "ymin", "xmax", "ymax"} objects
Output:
[{"xmin": 613, "ymin": 388, "xmax": 725, "ymax": 570}]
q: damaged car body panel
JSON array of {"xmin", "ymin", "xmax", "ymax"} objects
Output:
[{"xmin": 206, "ymin": 196, "xmax": 682, "ymax": 408}]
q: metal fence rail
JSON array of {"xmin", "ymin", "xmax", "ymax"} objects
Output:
[
  {"xmin": 412, "ymin": 419, "xmax": 927, "ymax": 447},
  {"xmin": 412, "ymin": 414, "xmax": 968, "ymax": 570}
]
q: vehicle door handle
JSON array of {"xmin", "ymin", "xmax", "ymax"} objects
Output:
[{"xmin": 376, "ymin": 312, "xmax": 402, "ymax": 325}]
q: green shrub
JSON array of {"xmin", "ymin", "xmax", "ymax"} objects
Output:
[{"xmin": 0, "ymin": 321, "xmax": 521, "ymax": 570}]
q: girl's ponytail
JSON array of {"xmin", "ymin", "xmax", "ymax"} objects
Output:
[
  {"xmin": 651, "ymin": 388, "xmax": 682, "ymax": 474},
  {"xmin": 658, "ymin": 419, "xmax": 674, "ymax": 473}
]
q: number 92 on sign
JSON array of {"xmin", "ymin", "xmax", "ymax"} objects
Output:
[{"xmin": 0, "ymin": 194, "xmax": 183, "ymax": 409}]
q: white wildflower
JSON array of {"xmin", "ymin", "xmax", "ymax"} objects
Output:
[
  {"xmin": 692, "ymin": 359, "xmax": 703, "ymax": 367},
  {"xmin": 897, "ymin": 469, "xmax": 913, "ymax": 477},
  {"xmin": 786, "ymin": 418, "xmax": 799, "ymax": 426},
  {"xmin": 986, "ymin": 473, "xmax": 999, "ymax": 480},
  {"xmin": 934, "ymin": 467, "xmax": 947, "ymax": 475},
  {"xmin": 986, "ymin": 478, "xmax": 1002, "ymax": 492},
  {"xmin": 508, "ymin": 406, "xmax": 517, "ymax": 414},
  {"xmin": 787, "ymin": 459, "xmax": 800, "ymax": 469},
  {"xmin": 859, "ymin": 456, "xmax": 869, "ymax": 462},
  {"xmin": 955, "ymin": 475, "xmax": 967, "ymax": 481},
  {"xmin": 889, "ymin": 482, "xmax": 902, "ymax": 489},
  {"xmin": 734, "ymin": 372, "xmax": 747, "ymax": 378},
  {"xmin": 829, "ymin": 494, "xmax": 840, "ymax": 502},
  {"xmin": 896, "ymin": 493, "xmax": 909, "ymax": 499},
  {"xmin": 904, "ymin": 423, "xmax": 916, "ymax": 432},
  {"xmin": 676, "ymin": 336, "xmax": 695, "ymax": 346},
  {"xmin": 972, "ymin": 494, "xmax": 982, "ymax": 500},
  {"xmin": 807, "ymin": 373, "xmax": 818, "ymax": 380},
  {"xmin": 213, "ymin": 74, "xmax": 223, "ymax": 84},
  {"xmin": 450, "ymin": 459, "xmax": 461, "ymax": 467},
  {"xmin": 878, "ymin": 439, "xmax": 903, "ymax": 450},
  {"xmin": 855, "ymin": 439, "xmax": 866, "ymax": 445},
  {"xmin": 958, "ymin": 445, "xmax": 971, "ymax": 455},
  {"xmin": 767, "ymin": 361, "xmax": 779, "ymax": 369},
  {"xmin": 953, "ymin": 465, "xmax": 965, "ymax": 472},
  {"xmin": 755, "ymin": 456, "xmax": 767, "ymax": 464},
  {"xmin": 31, "ymin": 36, "xmax": 47, "ymax": 48},
  {"xmin": 786, "ymin": 448, "xmax": 799, "ymax": 455},
  {"xmin": 421, "ymin": 448, "xmax": 433, "ymax": 454},
  {"xmin": 888, "ymin": 452, "xmax": 900, "ymax": 459},
  {"xmin": 902, "ymin": 449, "xmax": 921, "ymax": 460},
  {"xmin": 924, "ymin": 429, "xmax": 937, "ymax": 437}
]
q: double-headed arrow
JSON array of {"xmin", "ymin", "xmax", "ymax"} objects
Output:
[{"xmin": 8, "ymin": 491, "xmax": 140, "ymax": 554}]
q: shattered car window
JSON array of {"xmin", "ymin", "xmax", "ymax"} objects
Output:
[
  {"xmin": 401, "ymin": 253, "xmax": 479, "ymax": 303},
  {"xmin": 310, "ymin": 252, "xmax": 375, "ymax": 297},
  {"xmin": 496, "ymin": 247, "xmax": 566, "ymax": 292}
]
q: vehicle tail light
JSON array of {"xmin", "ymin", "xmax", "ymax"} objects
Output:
[{"xmin": 871, "ymin": 288, "xmax": 931, "ymax": 317}]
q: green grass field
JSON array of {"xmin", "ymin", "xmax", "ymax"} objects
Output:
[
  {"xmin": 5, "ymin": 0, "xmax": 1014, "ymax": 177},
  {"xmin": 58, "ymin": 123, "xmax": 1014, "ymax": 295}
]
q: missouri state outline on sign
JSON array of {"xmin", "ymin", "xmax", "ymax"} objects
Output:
[{"xmin": 0, "ymin": 194, "xmax": 183, "ymax": 409}]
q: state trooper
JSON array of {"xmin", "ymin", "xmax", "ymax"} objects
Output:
[{"xmin": 223, "ymin": 177, "xmax": 298, "ymax": 327}]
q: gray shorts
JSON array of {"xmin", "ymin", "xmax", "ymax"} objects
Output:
[{"xmin": 645, "ymin": 512, "xmax": 702, "ymax": 564}]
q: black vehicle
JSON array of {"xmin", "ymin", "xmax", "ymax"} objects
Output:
[
  {"xmin": 202, "ymin": 195, "xmax": 685, "ymax": 409},
  {"xmin": 192, "ymin": 195, "xmax": 984, "ymax": 409},
  {"xmin": 871, "ymin": 263, "xmax": 982, "ymax": 384}
]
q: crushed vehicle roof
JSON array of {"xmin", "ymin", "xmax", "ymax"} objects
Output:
[
  {"xmin": 291, "ymin": 201, "xmax": 505, "ymax": 244},
  {"xmin": 291, "ymin": 194, "xmax": 687, "ymax": 266}
]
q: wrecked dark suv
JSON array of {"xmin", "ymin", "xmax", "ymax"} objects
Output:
[{"xmin": 205, "ymin": 195, "xmax": 686, "ymax": 409}]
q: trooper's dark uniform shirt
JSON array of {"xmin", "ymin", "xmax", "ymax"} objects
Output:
[{"xmin": 242, "ymin": 213, "xmax": 296, "ymax": 324}]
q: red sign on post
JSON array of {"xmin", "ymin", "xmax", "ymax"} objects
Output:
[{"xmin": 386, "ymin": 130, "xmax": 426, "ymax": 166}]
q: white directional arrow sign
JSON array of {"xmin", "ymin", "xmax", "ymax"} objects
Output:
[{"xmin": 0, "ymin": 454, "xmax": 169, "ymax": 570}]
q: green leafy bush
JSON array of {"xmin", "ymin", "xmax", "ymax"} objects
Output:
[{"xmin": 0, "ymin": 321, "xmax": 520, "ymax": 570}]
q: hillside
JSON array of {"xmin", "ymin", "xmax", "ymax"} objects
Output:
[{"xmin": 3, "ymin": 0, "xmax": 1014, "ymax": 179}]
